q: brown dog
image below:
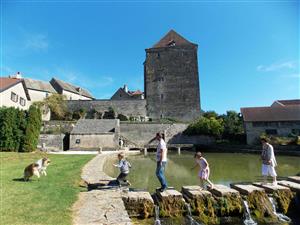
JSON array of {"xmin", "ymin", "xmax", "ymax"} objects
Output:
[{"xmin": 24, "ymin": 163, "xmax": 40, "ymax": 181}]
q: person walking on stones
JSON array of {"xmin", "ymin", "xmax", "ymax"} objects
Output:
[
  {"xmin": 191, "ymin": 151, "xmax": 213, "ymax": 190},
  {"xmin": 114, "ymin": 153, "xmax": 131, "ymax": 186},
  {"xmin": 152, "ymin": 132, "xmax": 168, "ymax": 192},
  {"xmin": 261, "ymin": 138, "xmax": 277, "ymax": 185}
]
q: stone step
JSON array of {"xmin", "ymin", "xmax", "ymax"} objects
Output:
[
  {"xmin": 278, "ymin": 180, "xmax": 300, "ymax": 192},
  {"xmin": 209, "ymin": 184, "xmax": 239, "ymax": 197},
  {"xmin": 230, "ymin": 184, "xmax": 265, "ymax": 195},
  {"xmin": 288, "ymin": 176, "xmax": 300, "ymax": 184},
  {"xmin": 155, "ymin": 187, "xmax": 185, "ymax": 217},
  {"xmin": 181, "ymin": 185, "xmax": 212, "ymax": 199},
  {"xmin": 253, "ymin": 182, "xmax": 290, "ymax": 193},
  {"xmin": 122, "ymin": 191, "xmax": 154, "ymax": 219}
]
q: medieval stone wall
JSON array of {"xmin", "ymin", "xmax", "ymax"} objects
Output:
[
  {"xmin": 144, "ymin": 45, "xmax": 200, "ymax": 122},
  {"xmin": 66, "ymin": 100, "xmax": 147, "ymax": 117}
]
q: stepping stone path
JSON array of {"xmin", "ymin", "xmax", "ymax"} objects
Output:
[{"xmin": 72, "ymin": 153, "xmax": 132, "ymax": 225}]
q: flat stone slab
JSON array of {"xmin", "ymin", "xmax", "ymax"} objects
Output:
[
  {"xmin": 278, "ymin": 180, "xmax": 300, "ymax": 192},
  {"xmin": 73, "ymin": 189, "xmax": 131, "ymax": 225},
  {"xmin": 253, "ymin": 182, "xmax": 290, "ymax": 193},
  {"xmin": 157, "ymin": 188, "xmax": 183, "ymax": 198},
  {"xmin": 181, "ymin": 185, "xmax": 212, "ymax": 199},
  {"xmin": 230, "ymin": 184, "xmax": 265, "ymax": 195},
  {"xmin": 209, "ymin": 184, "xmax": 239, "ymax": 197},
  {"xmin": 288, "ymin": 176, "xmax": 300, "ymax": 184}
]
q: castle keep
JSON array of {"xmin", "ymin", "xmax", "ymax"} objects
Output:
[
  {"xmin": 144, "ymin": 30, "xmax": 201, "ymax": 121},
  {"xmin": 67, "ymin": 30, "xmax": 201, "ymax": 122}
]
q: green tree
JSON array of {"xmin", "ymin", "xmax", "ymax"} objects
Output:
[
  {"xmin": 35, "ymin": 94, "xmax": 67, "ymax": 120},
  {"xmin": 184, "ymin": 117, "xmax": 224, "ymax": 137},
  {"xmin": 0, "ymin": 107, "xmax": 16, "ymax": 151},
  {"xmin": 22, "ymin": 105, "xmax": 42, "ymax": 152},
  {"xmin": 202, "ymin": 110, "xmax": 219, "ymax": 119},
  {"xmin": 220, "ymin": 110, "xmax": 245, "ymax": 143}
]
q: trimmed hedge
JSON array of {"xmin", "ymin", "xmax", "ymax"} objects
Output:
[{"xmin": 0, "ymin": 106, "xmax": 42, "ymax": 152}]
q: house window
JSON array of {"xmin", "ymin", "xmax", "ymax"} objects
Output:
[
  {"xmin": 19, "ymin": 97, "xmax": 26, "ymax": 106},
  {"xmin": 11, "ymin": 92, "xmax": 18, "ymax": 102},
  {"xmin": 291, "ymin": 129, "xmax": 300, "ymax": 135},
  {"xmin": 265, "ymin": 129, "xmax": 277, "ymax": 135},
  {"xmin": 46, "ymin": 92, "xmax": 49, "ymax": 98},
  {"xmin": 76, "ymin": 139, "xmax": 80, "ymax": 144}
]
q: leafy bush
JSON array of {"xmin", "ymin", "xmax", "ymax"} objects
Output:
[
  {"xmin": 0, "ymin": 106, "xmax": 41, "ymax": 152},
  {"xmin": 117, "ymin": 114, "xmax": 128, "ymax": 121},
  {"xmin": 260, "ymin": 133, "xmax": 297, "ymax": 145},
  {"xmin": 22, "ymin": 105, "xmax": 42, "ymax": 152},
  {"xmin": 103, "ymin": 107, "xmax": 116, "ymax": 119},
  {"xmin": 184, "ymin": 117, "xmax": 224, "ymax": 137}
]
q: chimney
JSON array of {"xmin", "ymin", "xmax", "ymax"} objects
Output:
[
  {"xmin": 123, "ymin": 84, "xmax": 128, "ymax": 93},
  {"xmin": 9, "ymin": 72, "xmax": 22, "ymax": 79}
]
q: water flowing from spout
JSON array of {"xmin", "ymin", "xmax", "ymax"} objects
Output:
[
  {"xmin": 154, "ymin": 205, "xmax": 161, "ymax": 225},
  {"xmin": 268, "ymin": 197, "xmax": 291, "ymax": 223},
  {"xmin": 242, "ymin": 200, "xmax": 257, "ymax": 225},
  {"xmin": 185, "ymin": 203, "xmax": 202, "ymax": 225}
]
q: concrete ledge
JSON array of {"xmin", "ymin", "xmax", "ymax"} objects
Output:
[
  {"xmin": 181, "ymin": 185, "xmax": 212, "ymax": 199},
  {"xmin": 253, "ymin": 182, "xmax": 290, "ymax": 193}
]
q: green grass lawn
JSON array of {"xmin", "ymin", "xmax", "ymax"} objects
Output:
[{"xmin": 0, "ymin": 152, "xmax": 94, "ymax": 225}]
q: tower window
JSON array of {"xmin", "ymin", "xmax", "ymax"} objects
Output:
[
  {"xmin": 157, "ymin": 53, "xmax": 160, "ymax": 59},
  {"xmin": 161, "ymin": 94, "xmax": 164, "ymax": 100}
]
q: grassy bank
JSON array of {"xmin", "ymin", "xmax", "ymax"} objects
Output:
[{"xmin": 0, "ymin": 152, "xmax": 94, "ymax": 225}]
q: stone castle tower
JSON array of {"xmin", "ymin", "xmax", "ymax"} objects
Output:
[{"xmin": 144, "ymin": 30, "xmax": 201, "ymax": 121}]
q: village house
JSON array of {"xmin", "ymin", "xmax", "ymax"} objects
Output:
[
  {"xmin": 24, "ymin": 78, "xmax": 57, "ymax": 102},
  {"xmin": 111, "ymin": 84, "xmax": 144, "ymax": 100},
  {"xmin": 241, "ymin": 99, "xmax": 300, "ymax": 145},
  {"xmin": 0, "ymin": 77, "xmax": 30, "ymax": 110},
  {"xmin": 50, "ymin": 78, "xmax": 94, "ymax": 100}
]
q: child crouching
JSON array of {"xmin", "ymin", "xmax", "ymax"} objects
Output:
[{"xmin": 114, "ymin": 153, "xmax": 131, "ymax": 186}]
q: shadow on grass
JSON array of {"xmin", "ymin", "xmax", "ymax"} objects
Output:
[{"xmin": 12, "ymin": 178, "xmax": 38, "ymax": 182}]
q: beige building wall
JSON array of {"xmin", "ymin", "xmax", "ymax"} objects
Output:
[
  {"xmin": 27, "ymin": 89, "xmax": 53, "ymax": 102},
  {"xmin": 0, "ymin": 82, "xmax": 29, "ymax": 110},
  {"xmin": 70, "ymin": 133, "xmax": 116, "ymax": 149},
  {"xmin": 62, "ymin": 90, "xmax": 92, "ymax": 100}
]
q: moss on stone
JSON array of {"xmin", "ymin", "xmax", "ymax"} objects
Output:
[
  {"xmin": 215, "ymin": 194, "xmax": 243, "ymax": 217},
  {"xmin": 247, "ymin": 191, "xmax": 278, "ymax": 224},
  {"xmin": 158, "ymin": 195, "xmax": 186, "ymax": 217},
  {"xmin": 273, "ymin": 189, "xmax": 294, "ymax": 214},
  {"xmin": 188, "ymin": 194, "xmax": 219, "ymax": 224}
]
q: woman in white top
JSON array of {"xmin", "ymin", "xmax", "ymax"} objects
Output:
[{"xmin": 191, "ymin": 152, "xmax": 213, "ymax": 189}]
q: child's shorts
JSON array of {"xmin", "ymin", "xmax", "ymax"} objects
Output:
[{"xmin": 262, "ymin": 164, "xmax": 277, "ymax": 177}]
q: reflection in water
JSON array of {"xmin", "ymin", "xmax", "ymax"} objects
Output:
[{"xmin": 104, "ymin": 152, "xmax": 300, "ymax": 191}]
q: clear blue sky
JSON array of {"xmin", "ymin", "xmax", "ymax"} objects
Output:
[{"xmin": 1, "ymin": 0, "xmax": 299, "ymax": 114}]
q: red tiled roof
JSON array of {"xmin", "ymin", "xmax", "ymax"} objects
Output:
[
  {"xmin": 0, "ymin": 77, "xmax": 22, "ymax": 92},
  {"xmin": 241, "ymin": 105, "xmax": 300, "ymax": 122},
  {"xmin": 128, "ymin": 90, "xmax": 143, "ymax": 96},
  {"xmin": 152, "ymin": 30, "xmax": 196, "ymax": 48}
]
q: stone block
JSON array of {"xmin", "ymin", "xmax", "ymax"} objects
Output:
[
  {"xmin": 155, "ymin": 188, "xmax": 185, "ymax": 217},
  {"xmin": 230, "ymin": 184, "xmax": 265, "ymax": 195},
  {"xmin": 288, "ymin": 176, "xmax": 300, "ymax": 184},
  {"xmin": 278, "ymin": 180, "xmax": 300, "ymax": 192},
  {"xmin": 210, "ymin": 184, "xmax": 239, "ymax": 197},
  {"xmin": 122, "ymin": 191, "xmax": 154, "ymax": 219}
]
